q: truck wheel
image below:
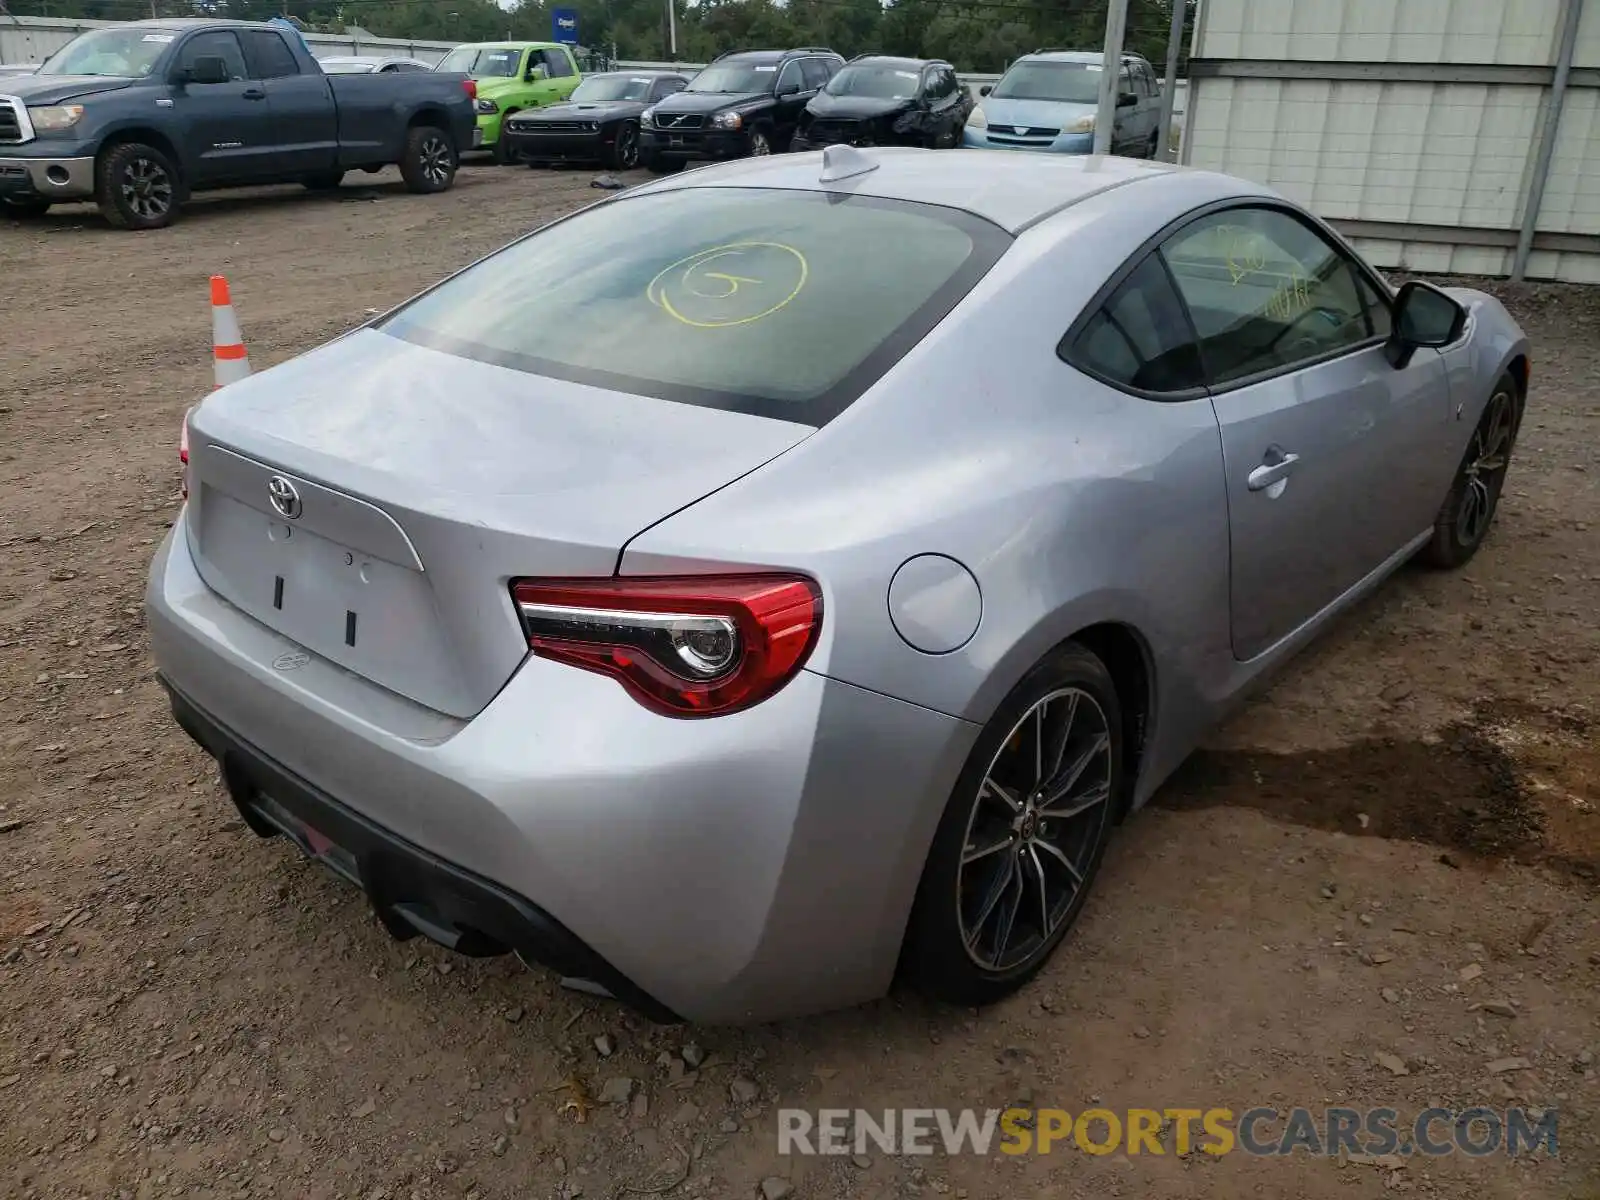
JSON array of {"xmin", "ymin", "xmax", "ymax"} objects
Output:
[
  {"xmin": 400, "ymin": 126, "xmax": 457, "ymax": 194},
  {"xmin": 303, "ymin": 171, "xmax": 346, "ymax": 191},
  {"xmin": 96, "ymin": 141, "xmax": 180, "ymax": 231},
  {"xmin": 1, "ymin": 196, "xmax": 52, "ymax": 220}
]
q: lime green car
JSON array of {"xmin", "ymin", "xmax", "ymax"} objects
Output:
[{"xmin": 435, "ymin": 42, "xmax": 582, "ymax": 161}]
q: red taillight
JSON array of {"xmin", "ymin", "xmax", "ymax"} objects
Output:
[
  {"xmin": 511, "ymin": 575, "xmax": 823, "ymax": 718},
  {"xmin": 179, "ymin": 409, "xmax": 191, "ymax": 499},
  {"xmin": 462, "ymin": 78, "xmax": 477, "ymax": 101}
]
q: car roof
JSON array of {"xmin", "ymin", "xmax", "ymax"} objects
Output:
[
  {"xmin": 625, "ymin": 148, "xmax": 1270, "ymax": 235},
  {"xmin": 847, "ymin": 56, "xmax": 933, "ymax": 70}
]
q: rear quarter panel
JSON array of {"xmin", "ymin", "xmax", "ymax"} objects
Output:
[
  {"xmin": 620, "ymin": 171, "xmax": 1256, "ymax": 807},
  {"xmin": 329, "ymin": 72, "xmax": 475, "ymax": 163}
]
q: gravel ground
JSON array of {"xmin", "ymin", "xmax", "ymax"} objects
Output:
[{"xmin": 1, "ymin": 165, "xmax": 1597, "ymax": 1200}]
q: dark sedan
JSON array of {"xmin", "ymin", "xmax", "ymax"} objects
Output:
[
  {"xmin": 501, "ymin": 71, "xmax": 688, "ymax": 170},
  {"xmin": 792, "ymin": 55, "xmax": 972, "ymax": 151}
]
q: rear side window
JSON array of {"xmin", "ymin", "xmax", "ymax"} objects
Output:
[
  {"xmin": 653, "ymin": 76, "xmax": 686, "ymax": 99},
  {"xmin": 240, "ymin": 30, "xmax": 301, "ymax": 79},
  {"xmin": 542, "ymin": 48, "xmax": 574, "ymax": 78},
  {"xmin": 381, "ymin": 188, "xmax": 1010, "ymax": 425},
  {"xmin": 800, "ymin": 58, "xmax": 832, "ymax": 91},
  {"xmin": 1065, "ymin": 253, "xmax": 1205, "ymax": 394}
]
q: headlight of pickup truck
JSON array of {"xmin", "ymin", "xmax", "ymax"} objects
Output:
[
  {"xmin": 710, "ymin": 111, "xmax": 743, "ymax": 130},
  {"xmin": 28, "ymin": 104, "xmax": 85, "ymax": 132},
  {"xmin": 476, "ymin": 98, "xmax": 499, "ymax": 115}
]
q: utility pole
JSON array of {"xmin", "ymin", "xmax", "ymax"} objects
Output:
[
  {"xmin": 1155, "ymin": 0, "xmax": 1186, "ymax": 159},
  {"xmin": 666, "ymin": 0, "xmax": 676, "ymax": 60},
  {"xmin": 1093, "ymin": 0, "xmax": 1131, "ymax": 156}
]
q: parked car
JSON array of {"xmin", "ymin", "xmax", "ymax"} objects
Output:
[
  {"xmin": 501, "ymin": 70, "xmax": 688, "ymax": 170},
  {"xmin": 639, "ymin": 46, "xmax": 843, "ymax": 172},
  {"xmin": 433, "ymin": 41, "xmax": 582, "ymax": 162},
  {"xmin": 791, "ymin": 54, "xmax": 971, "ymax": 151},
  {"xmin": 317, "ymin": 55, "xmax": 437, "ymax": 75},
  {"xmin": 965, "ymin": 48, "xmax": 1163, "ymax": 157},
  {"xmin": 148, "ymin": 145, "xmax": 1529, "ymax": 1025},
  {"xmin": 0, "ymin": 19, "xmax": 476, "ymax": 229}
]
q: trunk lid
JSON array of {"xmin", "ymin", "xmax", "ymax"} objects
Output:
[{"xmin": 184, "ymin": 329, "xmax": 812, "ymax": 718}]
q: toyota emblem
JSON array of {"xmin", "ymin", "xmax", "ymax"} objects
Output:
[{"xmin": 267, "ymin": 474, "xmax": 302, "ymax": 520}]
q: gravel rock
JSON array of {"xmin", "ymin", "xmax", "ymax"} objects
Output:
[
  {"xmin": 681, "ymin": 1043, "xmax": 705, "ymax": 1069},
  {"xmin": 729, "ymin": 1077, "xmax": 760, "ymax": 1105},
  {"xmin": 594, "ymin": 1033, "xmax": 614, "ymax": 1058},
  {"xmin": 759, "ymin": 1178, "xmax": 793, "ymax": 1200},
  {"xmin": 598, "ymin": 1077, "xmax": 635, "ymax": 1105}
]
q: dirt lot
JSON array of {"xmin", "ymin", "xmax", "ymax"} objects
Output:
[{"xmin": 1, "ymin": 166, "xmax": 1597, "ymax": 1200}]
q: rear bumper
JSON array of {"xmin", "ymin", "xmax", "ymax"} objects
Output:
[
  {"xmin": 640, "ymin": 128, "xmax": 745, "ymax": 160},
  {"xmin": 0, "ymin": 154, "xmax": 94, "ymax": 201},
  {"xmin": 165, "ymin": 676, "xmax": 680, "ymax": 1021},
  {"xmin": 146, "ymin": 513, "xmax": 978, "ymax": 1024}
]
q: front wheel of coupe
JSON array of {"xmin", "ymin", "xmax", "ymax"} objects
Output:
[
  {"xmin": 1421, "ymin": 370, "xmax": 1522, "ymax": 569},
  {"xmin": 903, "ymin": 642, "xmax": 1122, "ymax": 1007}
]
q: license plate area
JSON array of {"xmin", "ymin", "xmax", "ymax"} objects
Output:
[{"xmin": 192, "ymin": 488, "xmax": 459, "ymax": 707}]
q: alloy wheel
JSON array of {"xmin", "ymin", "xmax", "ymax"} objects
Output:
[
  {"xmin": 616, "ymin": 125, "xmax": 639, "ymax": 169},
  {"xmin": 420, "ymin": 136, "xmax": 452, "ymax": 186},
  {"xmin": 956, "ymin": 687, "xmax": 1113, "ymax": 973},
  {"xmin": 749, "ymin": 131, "xmax": 770, "ymax": 156},
  {"xmin": 1459, "ymin": 388, "xmax": 1516, "ymax": 544},
  {"xmin": 121, "ymin": 156, "xmax": 173, "ymax": 222}
]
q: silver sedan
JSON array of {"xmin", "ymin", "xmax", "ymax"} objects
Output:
[{"xmin": 147, "ymin": 146, "xmax": 1530, "ymax": 1024}]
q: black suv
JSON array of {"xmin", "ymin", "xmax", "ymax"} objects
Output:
[
  {"xmin": 639, "ymin": 47, "xmax": 845, "ymax": 172},
  {"xmin": 792, "ymin": 55, "xmax": 973, "ymax": 152}
]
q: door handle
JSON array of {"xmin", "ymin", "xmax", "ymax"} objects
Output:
[
  {"xmin": 1247, "ymin": 451, "xmax": 1301, "ymax": 492},
  {"xmin": 243, "ymin": 88, "xmax": 266, "ymax": 100}
]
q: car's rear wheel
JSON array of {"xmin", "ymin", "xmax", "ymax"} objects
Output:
[
  {"xmin": 903, "ymin": 642, "xmax": 1121, "ymax": 1007},
  {"xmin": 607, "ymin": 121, "xmax": 640, "ymax": 170},
  {"xmin": 1421, "ymin": 371, "xmax": 1522, "ymax": 569},
  {"xmin": 1, "ymin": 196, "xmax": 51, "ymax": 219},
  {"xmin": 400, "ymin": 126, "xmax": 457, "ymax": 194},
  {"xmin": 96, "ymin": 141, "xmax": 181, "ymax": 230}
]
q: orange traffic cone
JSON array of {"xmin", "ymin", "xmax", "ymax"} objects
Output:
[{"xmin": 210, "ymin": 275, "xmax": 251, "ymax": 389}]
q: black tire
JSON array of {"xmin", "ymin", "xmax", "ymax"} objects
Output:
[
  {"xmin": 1420, "ymin": 371, "xmax": 1522, "ymax": 569},
  {"xmin": 492, "ymin": 113, "xmax": 521, "ymax": 164},
  {"xmin": 745, "ymin": 125, "xmax": 773, "ymax": 157},
  {"xmin": 399, "ymin": 125, "xmax": 457, "ymax": 194},
  {"xmin": 1, "ymin": 196, "xmax": 52, "ymax": 220},
  {"xmin": 903, "ymin": 642, "xmax": 1123, "ymax": 1007},
  {"xmin": 605, "ymin": 121, "xmax": 641, "ymax": 171},
  {"xmin": 303, "ymin": 171, "xmax": 345, "ymax": 191},
  {"xmin": 95, "ymin": 141, "xmax": 181, "ymax": 231},
  {"xmin": 1146, "ymin": 130, "xmax": 1160, "ymax": 158},
  {"xmin": 642, "ymin": 153, "xmax": 683, "ymax": 175}
]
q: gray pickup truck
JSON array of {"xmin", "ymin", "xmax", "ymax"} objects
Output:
[{"xmin": 0, "ymin": 18, "xmax": 478, "ymax": 229}]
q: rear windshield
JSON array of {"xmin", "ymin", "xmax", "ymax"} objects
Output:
[
  {"xmin": 436, "ymin": 46, "xmax": 521, "ymax": 77},
  {"xmin": 381, "ymin": 187, "xmax": 1008, "ymax": 425},
  {"xmin": 992, "ymin": 60, "xmax": 1101, "ymax": 104}
]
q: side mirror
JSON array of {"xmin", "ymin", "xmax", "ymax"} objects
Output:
[
  {"xmin": 1117, "ymin": 91, "xmax": 1137, "ymax": 108},
  {"xmin": 1386, "ymin": 279, "xmax": 1467, "ymax": 366},
  {"xmin": 1388, "ymin": 281, "xmax": 1465, "ymax": 366},
  {"xmin": 181, "ymin": 55, "xmax": 230, "ymax": 86},
  {"xmin": 979, "ymin": 84, "xmax": 992, "ymax": 97}
]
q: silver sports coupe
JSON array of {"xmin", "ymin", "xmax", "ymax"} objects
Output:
[{"xmin": 148, "ymin": 146, "xmax": 1530, "ymax": 1024}]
